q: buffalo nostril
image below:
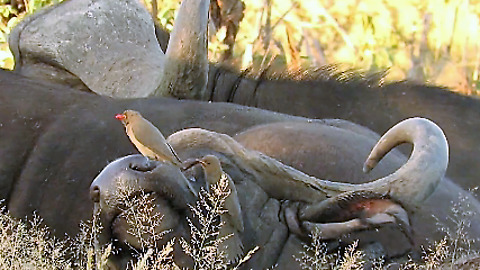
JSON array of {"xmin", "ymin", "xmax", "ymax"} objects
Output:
[
  {"xmin": 129, "ymin": 162, "xmax": 157, "ymax": 172},
  {"xmin": 90, "ymin": 186, "xmax": 101, "ymax": 203}
]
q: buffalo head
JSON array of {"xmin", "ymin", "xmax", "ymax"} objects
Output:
[{"xmin": 90, "ymin": 117, "xmax": 448, "ymax": 269}]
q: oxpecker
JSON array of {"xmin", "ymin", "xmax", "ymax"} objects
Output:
[
  {"xmin": 115, "ymin": 110, "xmax": 182, "ymax": 166},
  {"xmin": 197, "ymin": 154, "xmax": 244, "ymax": 262}
]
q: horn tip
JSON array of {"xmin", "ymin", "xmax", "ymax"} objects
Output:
[{"xmin": 363, "ymin": 162, "xmax": 373, "ymax": 173}]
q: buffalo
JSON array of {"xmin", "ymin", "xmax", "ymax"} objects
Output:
[
  {"xmin": 89, "ymin": 117, "xmax": 477, "ymax": 269},
  {"xmin": 8, "ymin": 0, "xmax": 480, "ymax": 193},
  {"xmin": 2, "ymin": 68, "xmax": 480, "ymax": 268},
  {"xmin": 1, "ymin": 0, "xmax": 480, "ymax": 268}
]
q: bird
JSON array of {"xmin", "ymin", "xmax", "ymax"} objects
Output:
[
  {"xmin": 197, "ymin": 154, "xmax": 245, "ymax": 262},
  {"xmin": 115, "ymin": 110, "xmax": 183, "ymax": 166}
]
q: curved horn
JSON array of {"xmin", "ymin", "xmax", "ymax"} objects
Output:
[
  {"xmin": 167, "ymin": 118, "xmax": 448, "ymax": 207},
  {"xmin": 153, "ymin": 0, "xmax": 209, "ymax": 100},
  {"xmin": 360, "ymin": 117, "xmax": 449, "ymax": 204}
]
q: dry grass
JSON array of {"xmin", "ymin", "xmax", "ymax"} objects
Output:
[
  {"xmin": 230, "ymin": 0, "xmax": 480, "ymax": 94},
  {"xmin": 297, "ymin": 234, "xmax": 476, "ymax": 270},
  {"xmin": 180, "ymin": 173, "xmax": 257, "ymax": 270},
  {"xmin": 0, "ymin": 185, "xmax": 478, "ymax": 270},
  {"xmin": 0, "ymin": 207, "xmax": 72, "ymax": 269},
  {"xmin": 4, "ymin": 178, "xmax": 480, "ymax": 270},
  {"xmin": 293, "ymin": 189, "xmax": 480, "ymax": 270},
  {"xmin": 297, "ymin": 230, "xmax": 365, "ymax": 270},
  {"xmin": 112, "ymin": 188, "xmax": 177, "ymax": 270}
]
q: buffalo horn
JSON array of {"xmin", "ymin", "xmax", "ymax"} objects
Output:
[{"xmin": 167, "ymin": 117, "xmax": 448, "ymax": 207}]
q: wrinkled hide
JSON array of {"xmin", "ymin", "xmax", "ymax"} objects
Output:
[
  {"xmin": 0, "ymin": 69, "xmax": 309, "ymax": 237},
  {"xmin": 91, "ymin": 154, "xmax": 299, "ymax": 269},
  {"xmin": 0, "ymin": 69, "xmax": 398, "ymax": 238}
]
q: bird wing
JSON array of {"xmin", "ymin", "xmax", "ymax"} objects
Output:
[
  {"xmin": 132, "ymin": 120, "xmax": 181, "ymax": 164},
  {"xmin": 224, "ymin": 174, "xmax": 245, "ymax": 232}
]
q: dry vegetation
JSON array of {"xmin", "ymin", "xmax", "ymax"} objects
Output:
[
  {"xmin": 0, "ymin": 184, "xmax": 479, "ymax": 269},
  {"xmin": 1, "ymin": 0, "xmax": 480, "ymax": 94},
  {"xmin": 0, "ymin": 172, "xmax": 261, "ymax": 269}
]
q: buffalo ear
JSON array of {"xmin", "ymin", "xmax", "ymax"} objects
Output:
[
  {"xmin": 297, "ymin": 191, "xmax": 412, "ymax": 244},
  {"xmin": 10, "ymin": 0, "xmax": 209, "ymax": 100}
]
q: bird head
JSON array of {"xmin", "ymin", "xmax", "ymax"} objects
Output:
[
  {"xmin": 197, "ymin": 155, "xmax": 224, "ymax": 181},
  {"xmin": 115, "ymin": 110, "xmax": 142, "ymax": 126},
  {"xmin": 198, "ymin": 155, "xmax": 220, "ymax": 168},
  {"xmin": 181, "ymin": 155, "xmax": 223, "ymax": 177},
  {"xmin": 114, "ymin": 113, "xmax": 126, "ymax": 124}
]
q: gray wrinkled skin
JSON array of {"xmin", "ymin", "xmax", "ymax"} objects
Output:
[
  {"xmin": 234, "ymin": 121, "xmax": 480, "ymax": 259},
  {"xmin": 0, "ymin": 67, "xmax": 477, "ymax": 268},
  {"xmin": 91, "ymin": 154, "xmax": 297, "ymax": 269}
]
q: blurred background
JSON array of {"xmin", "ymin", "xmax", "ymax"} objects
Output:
[{"xmin": 1, "ymin": 0, "xmax": 479, "ymax": 94}]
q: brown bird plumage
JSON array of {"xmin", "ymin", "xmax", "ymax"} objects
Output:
[
  {"xmin": 198, "ymin": 154, "xmax": 244, "ymax": 262},
  {"xmin": 115, "ymin": 110, "xmax": 182, "ymax": 166}
]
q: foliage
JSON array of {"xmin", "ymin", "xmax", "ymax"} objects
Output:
[
  {"xmin": 233, "ymin": 0, "xmax": 480, "ymax": 94},
  {"xmin": 0, "ymin": 175, "xmax": 256, "ymax": 269},
  {"xmin": 106, "ymin": 181, "xmax": 180, "ymax": 270},
  {"xmin": 297, "ymin": 233, "xmax": 365, "ymax": 270},
  {"xmin": 1, "ymin": 0, "xmax": 479, "ymax": 94},
  {"xmin": 0, "ymin": 0, "xmax": 63, "ymax": 69},
  {"xmin": 0, "ymin": 207, "xmax": 72, "ymax": 269}
]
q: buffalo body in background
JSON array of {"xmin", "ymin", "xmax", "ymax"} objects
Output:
[{"xmin": 8, "ymin": 0, "xmax": 480, "ymax": 192}]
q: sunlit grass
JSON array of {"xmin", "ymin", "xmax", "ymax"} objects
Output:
[
  {"xmin": 0, "ymin": 0, "xmax": 479, "ymax": 94},
  {"xmin": 0, "ymin": 184, "xmax": 479, "ymax": 269}
]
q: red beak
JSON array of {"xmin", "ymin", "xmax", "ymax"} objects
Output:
[{"xmin": 115, "ymin": 113, "xmax": 126, "ymax": 120}]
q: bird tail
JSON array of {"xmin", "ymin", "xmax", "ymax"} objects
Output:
[
  {"xmin": 219, "ymin": 225, "xmax": 244, "ymax": 264},
  {"xmin": 167, "ymin": 142, "xmax": 183, "ymax": 164}
]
